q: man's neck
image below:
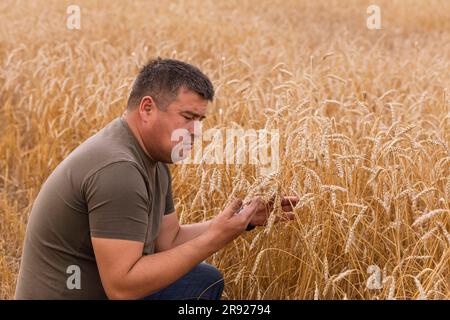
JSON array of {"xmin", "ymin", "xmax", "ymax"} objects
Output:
[{"xmin": 121, "ymin": 113, "xmax": 155, "ymax": 162}]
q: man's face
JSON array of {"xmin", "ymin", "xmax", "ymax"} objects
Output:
[{"xmin": 140, "ymin": 88, "xmax": 208, "ymax": 163}]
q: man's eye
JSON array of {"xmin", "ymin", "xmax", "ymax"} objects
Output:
[{"xmin": 183, "ymin": 115, "xmax": 194, "ymax": 120}]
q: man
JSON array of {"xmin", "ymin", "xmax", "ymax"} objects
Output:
[{"xmin": 15, "ymin": 58, "xmax": 298, "ymax": 300}]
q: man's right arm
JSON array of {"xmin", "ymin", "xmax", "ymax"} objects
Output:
[
  {"xmin": 92, "ymin": 198, "xmax": 261, "ymax": 300},
  {"xmin": 92, "ymin": 232, "xmax": 215, "ymax": 300}
]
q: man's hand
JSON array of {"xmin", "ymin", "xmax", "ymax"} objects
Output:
[
  {"xmin": 205, "ymin": 197, "xmax": 262, "ymax": 248},
  {"xmin": 247, "ymin": 196, "xmax": 299, "ymax": 227}
]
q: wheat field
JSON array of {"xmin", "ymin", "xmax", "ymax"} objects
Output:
[{"xmin": 1, "ymin": 0, "xmax": 449, "ymax": 300}]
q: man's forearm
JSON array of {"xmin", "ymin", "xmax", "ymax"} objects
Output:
[
  {"xmin": 171, "ymin": 220, "xmax": 212, "ymax": 248},
  {"xmin": 119, "ymin": 233, "xmax": 218, "ymax": 299}
]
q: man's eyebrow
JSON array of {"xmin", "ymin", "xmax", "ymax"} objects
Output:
[{"xmin": 182, "ymin": 110, "xmax": 206, "ymax": 120}]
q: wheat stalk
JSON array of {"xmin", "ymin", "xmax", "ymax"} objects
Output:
[
  {"xmin": 344, "ymin": 206, "xmax": 367, "ymax": 254},
  {"xmin": 412, "ymin": 209, "xmax": 449, "ymax": 227}
]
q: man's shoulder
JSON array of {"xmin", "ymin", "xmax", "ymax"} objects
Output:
[{"xmin": 58, "ymin": 118, "xmax": 144, "ymax": 183}]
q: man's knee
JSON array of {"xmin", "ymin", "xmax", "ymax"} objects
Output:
[
  {"xmin": 199, "ymin": 263, "xmax": 224, "ymax": 284},
  {"xmin": 197, "ymin": 263, "xmax": 224, "ymax": 298}
]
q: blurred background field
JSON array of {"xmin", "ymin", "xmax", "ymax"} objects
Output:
[{"xmin": 0, "ymin": 0, "xmax": 449, "ymax": 299}]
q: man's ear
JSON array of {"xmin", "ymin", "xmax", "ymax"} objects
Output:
[{"xmin": 138, "ymin": 96, "xmax": 155, "ymax": 120}]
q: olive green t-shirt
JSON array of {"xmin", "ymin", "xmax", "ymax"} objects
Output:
[{"xmin": 15, "ymin": 117, "xmax": 175, "ymax": 299}]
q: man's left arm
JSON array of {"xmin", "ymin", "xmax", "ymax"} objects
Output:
[
  {"xmin": 155, "ymin": 212, "xmax": 211, "ymax": 252},
  {"xmin": 155, "ymin": 195, "xmax": 299, "ymax": 252}
]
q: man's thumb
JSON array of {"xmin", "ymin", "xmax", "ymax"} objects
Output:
[
  {"xmin": 239, "ymin": 197, "xmax": 262, "ymax": 221},
  {"xmin": 223, "ymin": 198, "xmax": 243, "ymax": 217}
]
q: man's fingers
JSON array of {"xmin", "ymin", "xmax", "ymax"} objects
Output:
[
  {"xmin": 281, "ymin": 196, "xmax": 299, "ymax": 205},
  {"xmin": 238, "ymin": 197, "xmax": 262, "ymax": 222},
  {"xmin": 280, "ymin": 196, "xmax": 299, "ymax": 208},
  {"xmin": 223, "ymin": 198, "xmax": 243, "ymax": 217},
  {"xmin": 281, "ymin": 205, "xmax": 297, "ymax": 212},
  {"xmin": 275, "ymin": 212, "xmax": 296, "ymax": 223},
  {"xmin": 279, "ymin": 196, "xmax": 299, "ymax": 212}
]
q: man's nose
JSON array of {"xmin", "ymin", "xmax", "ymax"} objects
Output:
[{"xmin": 188, "ymin": 121, "xmax": 202, "ymax": 138}]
